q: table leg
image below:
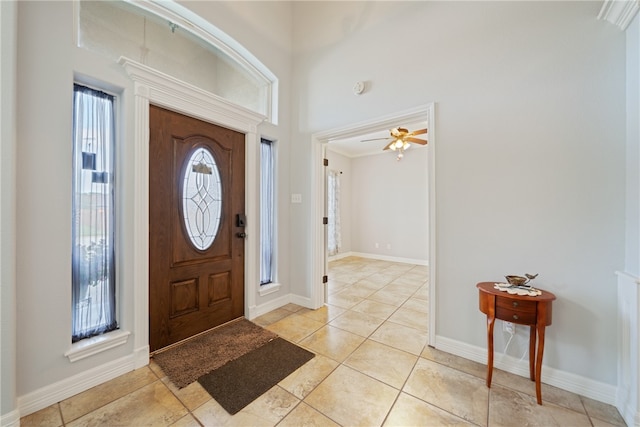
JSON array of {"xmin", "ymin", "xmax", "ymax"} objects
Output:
[
  {"xmin": 529, "ymin": 325, "xmax": 536, "ymax": 381},
  {"xmin": 486, "ymin": 314, "xmax": 495, "ymax": 388},
  {"xmin": 535, "ymin": 324, "xmax": 546, "ymax": 405}
]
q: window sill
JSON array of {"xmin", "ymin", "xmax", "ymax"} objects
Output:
[
  {"xmin": 64, "ymin": 329, "xmax": 131, "ymax": 363},
  {"xmin": 259, "ymin": 282, "xmax": 281, "ymax": 296}
]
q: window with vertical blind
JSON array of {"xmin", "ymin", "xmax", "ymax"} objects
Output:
[
  {"xmin": 327, "ymin": 169, "xmax": 341, "ymax": 256},
  {"xmin": 260, "ymin": 138, "xmax": 275, "ymax": 285},
  {"xmin": 71, "ymin": 83, "xmax": 118, "ymax": 342}
]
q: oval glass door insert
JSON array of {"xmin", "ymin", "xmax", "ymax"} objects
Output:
[{"xmin": 182, "ymin": 147, "xmax": 222, "ymax": 250}]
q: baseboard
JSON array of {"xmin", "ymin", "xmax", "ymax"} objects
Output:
[
  {"xmin": 334, "ymin": 251, "xmax": 428, "ymax": 266},
  {"xmin": 288, "ymin": 293, "xmax": 314, "ymax": 309},
  {"xmin": 17, "ymin": 353, "xmax": 138, "ymax": 417},
  {"xmin": 0, "ymin": 408, "xmax": 20, "ymax": 427},
  {"xmin": 434, "ymin": 335, "xmax": 617, "ymax": 405},
  {"xmin": 247, "ymin": 293, "xmax": 292, "ymax": 319},
  {"xmin": 328, "ymin": 252, "xmax": 352, "ymax": 261}
]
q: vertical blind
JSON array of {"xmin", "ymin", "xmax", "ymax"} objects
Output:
[
  {"xmin": 260, "ymin": 138, "xmax": 274, "ymax": 285},
  {"xmin": 71, "ymin": 84, "xmax": 117, "ymax": 342}
]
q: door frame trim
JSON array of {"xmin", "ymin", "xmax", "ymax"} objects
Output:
[
  {"xmin": 120, "ymin": 57, "xmax": 265, "ymax": 367},
  {"xmin": 310, "ymin": 104, "xmax": 437, "ymax": 347}
]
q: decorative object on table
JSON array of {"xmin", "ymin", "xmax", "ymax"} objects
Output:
[{"xmin": 494, "ymin": 273, "xmax": 541, "ymax": 296}]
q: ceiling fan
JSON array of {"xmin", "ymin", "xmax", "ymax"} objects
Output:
[{"xmin": 362, "ymin": 126, "xmax": 428, "ymax": 159}]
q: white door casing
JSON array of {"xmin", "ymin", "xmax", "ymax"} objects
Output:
[
  {"xmin": 120, "ymin": 57, "xmax": 265, "ymax": 367},
  {"xmin": 310, "ymin": 104, "xmax": 437, "ymax": 346}
]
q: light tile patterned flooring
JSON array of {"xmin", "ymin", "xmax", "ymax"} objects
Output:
[{"xmin": 22, "ymin": 256, "xmax": 625, "ymax": 426}]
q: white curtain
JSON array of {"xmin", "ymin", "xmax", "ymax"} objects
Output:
[
  {"xmin": 327, "ymin": 169, "xmax": 342, "ymax": 256},
  {"xmin": 260, "ymin": 139, "xmax": 274, "ymax": 284},
  {"xmin": 72, "ymin": 84, "xmax": 117, "ymax": 342}
]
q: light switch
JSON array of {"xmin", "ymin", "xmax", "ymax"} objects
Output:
[{"xmin": 291, "ymin": 193, "xmax": 302, "ymax": 204}]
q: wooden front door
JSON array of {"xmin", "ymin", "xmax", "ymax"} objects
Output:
[{"xmin": 149, "ymin": 105, "xmax": 245, "ymax": 352}]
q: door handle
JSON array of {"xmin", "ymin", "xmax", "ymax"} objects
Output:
[{"xmin": 236, "ymin": 232, "xmax": 247, "ymax": 238}]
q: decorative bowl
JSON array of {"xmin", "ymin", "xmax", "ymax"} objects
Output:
[{"xmin": 505, "ymin": 275, "xmax": 529, "ymax": 286}]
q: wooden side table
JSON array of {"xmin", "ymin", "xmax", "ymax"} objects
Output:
[{"xmin": 477, "ymin": 281, "xmax": 556, "ymax": 405}]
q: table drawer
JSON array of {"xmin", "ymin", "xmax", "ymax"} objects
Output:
[{"xmin": 495, "ymin": 297, "xmax": 536, "ymax": 324}]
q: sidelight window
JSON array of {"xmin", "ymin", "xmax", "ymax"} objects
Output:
[
  {"xmin": 260, "ymin": 138, "xmax": 275, "ymax": 285},
  {"xmin": 71, "ymin": 84, "xmax": 118, "ymax": 342},
  {"xmin": 327, "ymin": 169, "xmax": 341, "ymax": 256}
]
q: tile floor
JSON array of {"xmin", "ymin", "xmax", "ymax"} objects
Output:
[{"xmin": 21, "ymin": 256, "xmax": 626, "ymax": 426}]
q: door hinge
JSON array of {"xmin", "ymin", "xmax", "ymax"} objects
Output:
[
  {"xmin": 322, "ymin": 275, "xmax": 328, "ymax": 283},
  {"xmin": 323, "ymin": 217, "xmax": 328, "ymax": 225},
  {"xmin": 323, "ymin": 158, "xmax": 328, "ymax": 167}
]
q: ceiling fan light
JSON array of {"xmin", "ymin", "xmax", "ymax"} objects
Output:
[
  {"xmin": 389, "ymin": 144, "xmax": 396, "ymax": 151},
  {"xmin": 394, "ymin": 140, "xmax": 404, "ymax": 149},
  {"xmin": 403, "ymin": 142, "xmax": 410, "ymax": 150}
]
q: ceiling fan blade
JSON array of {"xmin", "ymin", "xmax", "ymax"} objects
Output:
[
  {"xmin": 361, "ymin": 137, "xmax": 392, "ymax": 142},
  {"xmin": 410, "ymin": 128, "xmax": 428, "ymax": 136},
  {"xmin": 406, "ymin": 137, "xmax": 428, "ymax": 145}
]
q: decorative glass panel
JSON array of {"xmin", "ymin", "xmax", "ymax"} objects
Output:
[{"xmin": 182, "ymin": 147, "xmax": 222, "ymax": 250}]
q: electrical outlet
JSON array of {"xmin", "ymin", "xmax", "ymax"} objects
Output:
[{"xmin": 504, "ymin": 321, "xmax": 515, "ymax": 335}]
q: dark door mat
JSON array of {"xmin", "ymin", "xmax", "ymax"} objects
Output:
[
  {"xmin": 152, "ymin": 319, "xmax": 277, "ymax": 388},
  {"xmin": 197, "ymin": 337, "xmax": 315, "ymax": 414}
]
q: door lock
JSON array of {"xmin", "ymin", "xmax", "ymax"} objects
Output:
[{"xmin": 236, "ymin": 232, "xmax": 247, "ymax": 238}]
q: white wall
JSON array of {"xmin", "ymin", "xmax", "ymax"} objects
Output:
[
  {"xmin": 11, "ymin": 0, "xmax": 293, "ymax": 412},
  {"xmin": 1, "ymin": 0, "xmax": 18, "ymax": 422},
  {"xmin": 290, "ymin": 1, "xmax": 625, "ymax": 387},
  {"xmin": 351, "ymin": 150, "xmax": 429, "ymax": 261},
  {"xmin": 325, "ymin": 146, "xmax": 429, "ymax": 262}
]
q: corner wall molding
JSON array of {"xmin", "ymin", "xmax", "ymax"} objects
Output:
[{"xmin": 598, "ymin": 0, "xmax": 640, "ymax": 31}]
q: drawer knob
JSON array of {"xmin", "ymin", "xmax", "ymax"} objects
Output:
[
  {"xmin": 513, "ymin": 314, "xmax": 519, "ymax": 320},
  {"xmin": 512, "ymin": 301, "xmax": 519, "ymax": 307}
]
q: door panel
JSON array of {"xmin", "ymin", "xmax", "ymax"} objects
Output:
[{"xmin": 149, "ymin": 105, "xmax": 245, "ymax": 352}]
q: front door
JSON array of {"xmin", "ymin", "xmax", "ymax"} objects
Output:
[{"xmin": 149, "ymin": 105, "xmax": 245, "ymax": 352}]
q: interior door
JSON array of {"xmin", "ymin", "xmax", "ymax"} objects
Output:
[{"xmin": 149, "ymin": 105, "xmax": 245, "ymax": 352}]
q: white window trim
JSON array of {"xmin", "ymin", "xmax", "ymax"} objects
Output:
[
  {"xmin": 65, "ymin": 329, "xmax": 131, "ymax": 363},
  {"xmin": 258, "ymin": 282, "xmax": 281, "ymax": 297}
]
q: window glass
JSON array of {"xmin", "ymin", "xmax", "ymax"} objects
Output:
[
  {"xmin": 260, "ymin": 139, "xmax": 275, "ymax": 285},
  {"xmin": 78, "ymin": 0, "xmax": 269, "ymax": 118},
  {"xmin": 72, "ymin": 84, "xmax": 118, "ymax": 342}
]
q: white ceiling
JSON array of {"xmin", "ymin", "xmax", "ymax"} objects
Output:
[{"xmin": 326, "ymin": 120, "xmax": 428, "ymax": 158}]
